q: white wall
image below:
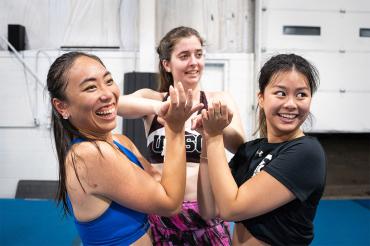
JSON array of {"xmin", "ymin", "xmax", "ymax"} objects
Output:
[{"xmin": 257, "ymin": 0, "xmax": 370, "ymax": 132}]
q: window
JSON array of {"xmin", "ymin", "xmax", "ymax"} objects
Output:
[
  {"xmin": 359, "ymin": 28, "xmax": 370, "ymax": 38},
  {"xmin": 283, "ymin": 26, "xmax": 321, "ymax": 36}
]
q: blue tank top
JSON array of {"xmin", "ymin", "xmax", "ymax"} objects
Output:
[{"xmin": 68, "ymin": 138, "xmax": 149, "ymax": 246}]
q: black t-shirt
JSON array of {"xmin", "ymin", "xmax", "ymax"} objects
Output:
[{"xmin": 229, "ymin": 136, "xmax": 326, "ymax": 246}]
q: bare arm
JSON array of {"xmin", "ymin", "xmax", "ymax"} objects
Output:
[
  {"xmin": 220, "ymin": 92, "xmax": 245, "ymax": 153},
  {"xmin": 115, "ymin": 134, "xmax": 161, "ymax": 181},
  {"xmin": 197, "ymin": 140, "xmax": 219, "ymax": 220},
  {"xmin": 117, "ymin": 88, "xmax": 163, "ymax": 119},
  {"xmin": 195, "ymin": 92, "xmax": 245, "ymax": 219},
  {"xmin": 73, "ymin": 84, "xmax": 203, "ymax": 216},
  {"xmin": 203, "ymin": 102, "xmax": 295, "ymax": 221}
]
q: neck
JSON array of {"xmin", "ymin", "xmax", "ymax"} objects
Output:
[
  {"xmin": 267, "ymin": 129, "xmax": 304, "ymax": 143},
  {"xmin": 174, "ymin": 81, "xmax": 201, "ymax": 94},
  {"xmin": 78, "ymin": 129, "xmax": 114, "ymax": 143}
]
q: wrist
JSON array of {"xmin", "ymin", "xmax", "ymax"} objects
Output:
[
  {"xmin": 165, "ymin": 124, "xmax": 185, "ymax": 134},
  {"xmin": 205, "ymin": 133, "xmax": 223, "ymax": 142}
]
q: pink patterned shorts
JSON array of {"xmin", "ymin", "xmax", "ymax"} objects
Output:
[{"xmin": 149, "ymin": 201, "xmax": 231, "ymax": 245}]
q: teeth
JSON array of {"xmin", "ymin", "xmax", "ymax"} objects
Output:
[
  {"xmin": 96, "ymin": 108, "xmax": 114, "ymax": 115},
  {"xmin": 280, "ymin": 113, "xmax": 296, "ymax": 119},
  {"xmin": 186, "ymin": 70, "xmax": 198, "ymax": 74}
]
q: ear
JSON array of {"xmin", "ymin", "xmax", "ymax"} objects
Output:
[
  {"xmin": 162, "ymin": 60, "xmax": 171, "ymax": 73},
  {"xmin": 257, "ymin": 92, "xmax": 264, "ymax": 109},
  {"xmin": 52, "ymin": 98, "xmax": 70, "ymax": 119}
]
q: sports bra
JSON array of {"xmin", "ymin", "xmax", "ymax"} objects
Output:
[
  {"xmin": 147, "ymin": 91, "xmax": 208, "ymax": 164},
  {"xmin": 67, "ymin": 138, "xmax": 149, "ymax": 245}
]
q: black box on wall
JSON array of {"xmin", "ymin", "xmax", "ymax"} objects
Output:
[{"xmin": 8, "ymin": 24, "xmax": 26, "ymax": 51}]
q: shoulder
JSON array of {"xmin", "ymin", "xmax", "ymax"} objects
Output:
[
  {"xmin": 68, "ymin": 140, "xmax": 116, "ymax": 163},
  {"xmin": 113, "ymin": 134, "xmax": 136, "ymax": 151},
  {"xmin": 205, "ymin": 91, "xmax": 232, "ymax": 101},
  {"xmin": 133, "ymin": 88, "xmax": 164, "ymax": 101},
  {"xmin": 240, "ymin": 138, "xmax": 265, "ymax": 151},
  {"xmin": 272, "ymin": 136, "xmax": 326, "ymax": 174},
  {"xmin": 233, "ymin": 138, "xmax": 264, "ymax": 158},
  {"xmin": 204, "ymin": 91, "xmax": 238, "ymax": 111},
  {"xmin": 283, "ymin": 136, "xmax": 325, "ymax": 158}
]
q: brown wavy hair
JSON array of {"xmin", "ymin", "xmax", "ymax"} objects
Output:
[{"xmin": 157, "ymin": 26, "xmax": 204, "ymax": 92}]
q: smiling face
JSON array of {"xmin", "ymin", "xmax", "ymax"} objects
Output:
[
  {"xmin": 53, "ymin": 56, "xmax": 120, "ymax": 137},
  {"xmin": 258, "ymin": 70, "xmax": 312, "ymax": 142},
  {"xmin": 162, "ymin": 35, "xmax": 204, "ymax": 89}
]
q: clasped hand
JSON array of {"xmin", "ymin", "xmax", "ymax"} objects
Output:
[
  {"xmin": 157, "ymin": 82, "xmax": 203, "ymax": 132},
  {"xmin": 192, "ymin": 100, "xmax": 233, "ymax": 138}
]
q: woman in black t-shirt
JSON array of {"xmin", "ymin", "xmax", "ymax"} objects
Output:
[{"xmin": 195, "ymin": 54, "xmax": 326, "ymax": 246}]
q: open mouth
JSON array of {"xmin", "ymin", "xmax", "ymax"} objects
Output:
[
  {"xmin": 185, "ymin": 70, "xmax": 199, "ymax": 75},
  {"xmin": 278, "ymin": 113, "xmax": 298, "ymax": 121},
  {"xmin": 96, "ymin": 104, "xmax": 116, "ymax": 120}
]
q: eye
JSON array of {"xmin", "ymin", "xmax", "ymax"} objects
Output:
[
  {"xmin": 297, "ymin": 92, "xmax": 308, "ymax": 98},
  {"xmin": 275, "ymin": 91, "xmax": 285, "ymax": 97},
  {"xmin": 106, "ymin": 79, "xmax": 114, "ymax": 86},
  {"xmin": 195, "ymin": 51, "xmax": 204, "ymax": 58},
  {"xmin": 179, "ymin": 54, "xmax": 189, "ymax": 60},
  {"xmin": 84, "ymin": 85, "xmax": 97, "ymax": 92}
]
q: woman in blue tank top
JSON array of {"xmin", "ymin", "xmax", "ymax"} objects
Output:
[{"xmin": 46, "ymin": 51, "xmax": 203, "ymax": 245}]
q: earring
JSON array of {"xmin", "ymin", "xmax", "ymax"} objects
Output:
[{"xmin": 62, "ymin": 114, "xmax": 69, "ymax": 120}]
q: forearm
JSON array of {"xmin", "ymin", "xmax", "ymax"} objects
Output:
[
  {"xmin": 197, "ymin": 150, "xmax": 219, "ymax": 219},
  {"xmin": 160, "ymin": 127, "xmax": 186, "ymax": 210},
  {"xmin": 206, "ymin": 134, "xmax": 239, "ymax": 217},
  {"xmin": 117, "ymin": 95, "xmax": 161, "ymax": 119}
]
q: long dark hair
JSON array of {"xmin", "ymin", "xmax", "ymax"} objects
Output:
[
  {"xmin": 156, "ymin": 26, "xmax": 204, "ymax": 92},
  {"xmin": 47, "ymin": 51, "xmax": 105, "ymax": 214},
  {"xmin": 255, "ymin": 53, "xmax": 320, "ymax": 137}
]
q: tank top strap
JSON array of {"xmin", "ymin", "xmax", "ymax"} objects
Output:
[
  {"xmin": 70, "ymin": 138, "xmax": 143, "ymax": 169},
  {"xmin": 113, "ymin": 140, "xmax": 144, "ymax": 169},
  {"xmin": 199, "ymin": 91, "xmax": 208, "ymax": 113},
  {"xmin": 162, "ymin": 92, "xmax": 170, "ymax": 102}
]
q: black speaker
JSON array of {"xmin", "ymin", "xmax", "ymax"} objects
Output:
[
  {"xmin": 8, "ymin": 24, "xmax": 26, "ymax": 51},
  {"xmin": 122, "ymin": 72, "xmax": 159, "ymax": 159}
]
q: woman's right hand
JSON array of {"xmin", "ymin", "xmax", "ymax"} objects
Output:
[{"xmin": 158, "ymin": 82, "xmax": 203, "ymax": 132}]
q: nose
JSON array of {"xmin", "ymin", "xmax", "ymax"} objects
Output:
[
  {"xmin": 189, "ymin": 54, "xmax": 197, "ymax": 66},
  {"xmin": 284, "ymin": 96, "xmax": 297, "ymax": 109},
  {"xmin": 99, "ymin": 85, "xmax": 114, "ymax": 102}
]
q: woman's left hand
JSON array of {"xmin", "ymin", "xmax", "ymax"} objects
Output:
[{"xmin": 201, "ymin": 100, "xmax": 233, "ymax": 138}]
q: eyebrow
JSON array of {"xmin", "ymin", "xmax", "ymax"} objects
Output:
[
  {"xmin": 273, "ymin": 85, "xmax": 309, "ymax": 90},
  {"xmin": 80, "ymin": 71, "xmax": 111, "ymax": 85},
  {"xmin": 177, "ymin": 49, "xmax": 203, "ymax": 54}
]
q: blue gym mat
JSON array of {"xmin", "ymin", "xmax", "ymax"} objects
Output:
[{"xmin": 0, "ymin": 199, "xmax": 369, "ymax": 245}]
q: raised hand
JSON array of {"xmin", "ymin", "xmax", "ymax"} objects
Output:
[
  {"xmin": 201, "ymin": 100, "xmax": 233, "ymax": 138},
  {"xmin": 158, "ymin": 82, "xmax": 203, "ymax": 132}
]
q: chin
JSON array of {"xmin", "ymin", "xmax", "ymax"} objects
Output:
[{"xmin": 99, "ymin": 122, "xmax": 117, "ymax": 133}]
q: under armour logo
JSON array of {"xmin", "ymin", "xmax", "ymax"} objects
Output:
[
  {"xmin": 253, "ymin": 154, "xmax": 273, "ymax": 176},
  {"xmin": 256, "ymin": 150, "xmax": 264, "ymax": 157}
]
